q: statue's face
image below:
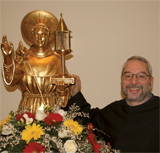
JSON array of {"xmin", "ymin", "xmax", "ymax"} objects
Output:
[{"xmin": 32, "ymin": 25, "xmax": 49, "ymax": 48}]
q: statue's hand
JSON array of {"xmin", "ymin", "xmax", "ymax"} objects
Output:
[
  {"xmin": 16, "ymin": 41, "xmax": 28, "ymax": 57},
  {"xmin": 1, "ymin": 35, "xmax": 14, "ymax": 57},
  {"xmin": 56, "ymin": 80, "xmax": 70, "ymax": 107},
  {"xmin": 56, "ymin": 80, "xmax": 70, "ymax": 92},
  {"xmin": 55, "ymin": 75, "xmax": 81, "ymax": 98}
]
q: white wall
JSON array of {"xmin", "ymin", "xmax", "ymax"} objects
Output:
[{"xmin": 0, "ymin": 0, "xmax": 159, "ymax": 120}]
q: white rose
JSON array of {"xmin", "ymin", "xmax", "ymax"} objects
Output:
[
  {"xmin": 1, "ymin": 151, "xmax": 8, "ymax": 153},
  {"xmin": 2, "ymin": 124, "xmax": 13, "ymax": 135},
  {"xmin": 64, "ymin": 140, "xmax": 77, "ymax": 153},
  {"xmin": 57, "ymin": 109, "xmax": 67, "ymax": 117},
  {"xmin": 58, "ymin": 128, "xmax": 68, "ymax": 138},
  {"xmin": 35, "ymin": 110, "xmax": 47, "ymax": 121},
  {"xmin": 2, "ymin": 129, "xmax": 13, "ymax": 135}
]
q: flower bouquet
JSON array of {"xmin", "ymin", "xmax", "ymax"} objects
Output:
[{"xmin": 0, "ymin": 103, "xmax": 120, "ymax": 153}]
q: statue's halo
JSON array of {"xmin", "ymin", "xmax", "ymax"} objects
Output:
[{"xmin": 21, "ymin": 10, "xmax": 58, "ymax": 47}]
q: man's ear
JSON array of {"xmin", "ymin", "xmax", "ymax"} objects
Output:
[{"xmin": 150, "ymin": 77, "xmax": 154, "ymax": 90}]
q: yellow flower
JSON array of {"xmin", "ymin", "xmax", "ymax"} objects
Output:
[
  {"xmin": 21, "ymin": 123, "xmax": 44, "ymax": 143},
  {"xmin": 64, "ymin": 119, "xmax": 83, "ymax": 135},
  {"xmin": 0, "ymin": 115, "xmax": 11, "ymax": 127}
]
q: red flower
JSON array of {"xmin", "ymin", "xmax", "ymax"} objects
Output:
[
  {"xmin": 44, "ymin": 113, "xmax": 63, "ymax": 126},
  {"xmin": 86, "ymin": 123, "xmax": 94, "ymax": 133},
  {"xmin": 23, "ymin": 142, "xmax": 45, "ymax": 153},
  {"xmin": 107, "ymin": 142, "xmax": 111, "ymax": 149},
  {"xmin": 16, "ymin": 112, "xmax": 35, "ymax": 122},
  {"xmin": 86, "ymin": 133, "xmax": 101, "ymax": 153}
]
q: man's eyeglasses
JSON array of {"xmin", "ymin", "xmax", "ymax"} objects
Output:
[{"xmin": 122, "ymin": 72, "xmax": 150, "ymax": 81}]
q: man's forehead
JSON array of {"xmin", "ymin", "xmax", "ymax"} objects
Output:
[{"xmin": 124, "ymin": 60, "xmax": 148, "ymax": 72}]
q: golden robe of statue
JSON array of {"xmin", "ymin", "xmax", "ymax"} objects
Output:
[{"xmin": 1, "ymin": 10, "xmax": 70, "ymax": 113}]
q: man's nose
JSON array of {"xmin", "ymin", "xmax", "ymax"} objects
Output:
[{"xmin": 130, "ymin": 74, "xmax": 139, "ymax": 84}]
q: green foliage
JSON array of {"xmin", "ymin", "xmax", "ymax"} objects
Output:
[{"xmin": 50, "ymin": 140, "xmax": 59, "ymax": 151}]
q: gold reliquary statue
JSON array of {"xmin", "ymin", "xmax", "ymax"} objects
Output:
[{"xmin": 1, "ymin": 10, "xmax": 74, "ymax": 113}]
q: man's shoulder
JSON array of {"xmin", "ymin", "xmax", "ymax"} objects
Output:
[
  {"xmin": 152, "ymin": 94, "xmax": 160, "ymax": 100},
  {"xmin": 102, "ymin": 99, "xmax": 125, "ymax": 111},
  {"xmin": 109, "ymin": 99, "xmax": 125, "ymax": 106},
  {"xmin": 150, "ymin": 94, "xmax": 160, "ymax": 108},
  {"xmin": 149, "ymin": 94, "xmax": 160, "ymax": 105}
]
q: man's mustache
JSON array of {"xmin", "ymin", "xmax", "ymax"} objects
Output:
[{"xmin": 126, "ymin": 84, "xmax": 143, "ymax": 90}]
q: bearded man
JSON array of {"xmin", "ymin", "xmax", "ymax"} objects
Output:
[{"xmin": 63, "ymin": 56, "xmax": 159, "ymax": 152}]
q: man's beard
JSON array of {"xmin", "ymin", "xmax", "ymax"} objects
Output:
[{"xmin": 121, "ymin": 83, "xmax": 151, "ymax": 103}]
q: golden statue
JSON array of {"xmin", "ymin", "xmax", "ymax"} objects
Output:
[{"xmin": 1, "ymin": 10, "xmax": 73, "ymax": 113}]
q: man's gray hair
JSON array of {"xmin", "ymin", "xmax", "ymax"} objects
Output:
[{"xmin": 121, "ymin": 56, "xmax": 152, "ymax": 77}]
